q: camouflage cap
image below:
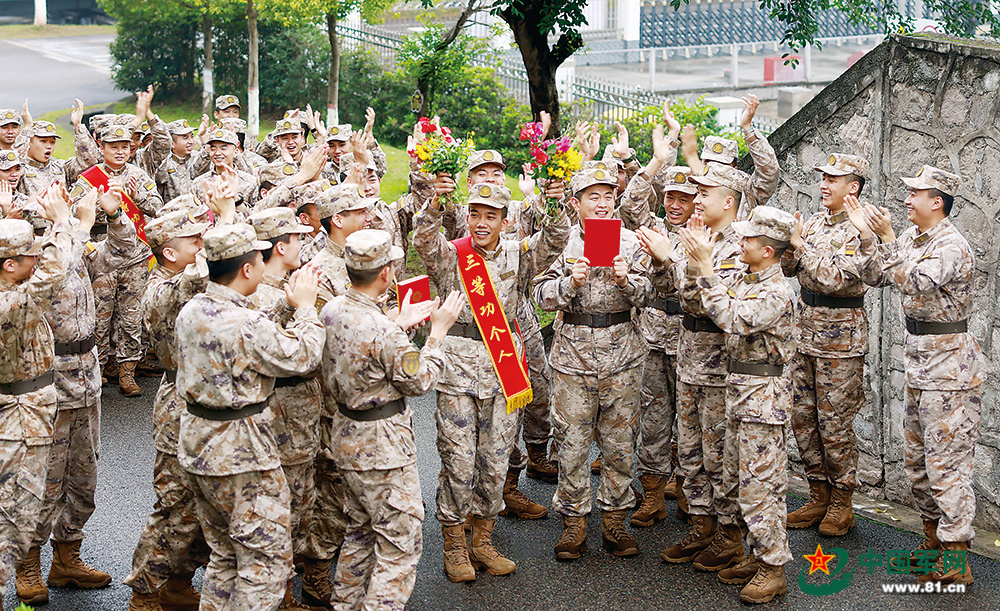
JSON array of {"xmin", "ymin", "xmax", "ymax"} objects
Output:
[
  {"xmin": 215, "ymin": 94, "xmax": 241, "ymax": 110},
  {"xmin": 283, "ymin": 109, "xmax": 308, "ymax": 124},
  {"xmin": 701, "ymin": 136, "xmax": 739, "ymax": 165},
  {"xmin": 570, "ymin": 165, "xmax": 618, "ymax": 197},
  {"xmin": 468, "ymin": 183, "xmax": 511, "ymax": 210},
  {"xmin": 0, "ymin": 109, "xmax": 20, "ymax": 127},
  {"xmin": 272, "ymin": 118, "xmax": 302, "ymax": 138},
  {"xmin": 112, "ymin": 113, "xmax": 137, "ymax": 126},
  {"xmin": 29, "ymin": 121, "xmax": 61, "ymax": 140},
  {"xmin": 102, "ymin": 125, "xmax": 133, "ymax": 143},
  {"xmin": 345, "ymin": 229, "xmax": 404, "ymax": 272},
  {"xmin": 206, "ymin": 128, "xmax": 239, "ymax": 147},
  {"xmin": 20, "ymin": 204, "xmax": 52, "ymax": 233},
  {"xmin": 259, "ymin": 161, "xmax": 298, "ymax": 186},
  {"xmin": 249, "ymin": 207, "xmax": 313, "ymax": 240},
  {"xmin": 291, "ymin": 181, "xmax": 327, "ymax": 208},
  {"xmin": 901, "ymin": 165, "xmax": 960, "ymax": 196},
  {"xmin": 602, "ymin": 144, "xmax": 633, "ymax": 168},
  {"xmin": 815, "ymin": 152, "xmax": 869, "ymax": 178},
  {"xmin": 145, "ymin": 210, "xmax": 210, "ymax": 249},
  {"xmin": 0, "ymin": 150, "xmax": 21, "ymax": 171},
  {"xmin": 166, "ymin": 119, "xmax": 195, "ymax": 136},
  {"xmin": 0, "ymin": 219, "xmax": 43, "ymax": 257},
  {"xmin": 690, "ymin": 162, "xmax": 748, "ymax": 193},
  {"xmin": 731, "ymin": 205, "xmax": 796, "ymax": 242},
  {"xmin": 220, "ymin": 118, "xmax": 247, "ymax": 135},
  {"xmin": 89, "ymin": 113, "xmax": 115, "ymax": 134},
  {"xmin": 315, "ymin": 184, "xmax": 373, "ymax": 220},
  {"xmin": 202, "ymin": 223, "xmax": 270, "ymax": 262},
  {"xmin": 325, "ymin": 124, "xmax": 353, "ymax": 142},
  {"xmin": 467, "ymin": 149, "xmax": 505, "ymax": 172},
  {"xmin": 137, "ymin": 121, "xmax": 151, "ymax": 136},
  {"xmin": 662, "ymin": 166, "xmax": 697, "ymax": 195},
  {"xmin": 161, "ymin": 194, "xmax": 210, "ymax": 219}
]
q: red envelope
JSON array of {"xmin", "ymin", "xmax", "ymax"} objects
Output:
[
  {"xmin": 397, "ymin": 274, "xmax": 431, "ymax": 310},
  {"xmin": 584, "ymin": 217, "xmax": 621, "ymax": 267}
]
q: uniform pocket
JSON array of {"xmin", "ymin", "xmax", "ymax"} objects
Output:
[{"xmin": 230, "ymin": 494, "xmax": 291, "ymax": 556}]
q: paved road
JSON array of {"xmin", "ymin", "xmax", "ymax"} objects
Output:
[{"xmin": 4, "ymin": 374, "xmax": 997, "ymax": 610}]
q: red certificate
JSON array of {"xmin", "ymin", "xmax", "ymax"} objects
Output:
[
  {"xmin": 397, "ymin": 274, "xmax": 431, "ymax": 310},
  {"xmin": 584, "ymin": 217, "xmax": 621, "ymax": 267}
]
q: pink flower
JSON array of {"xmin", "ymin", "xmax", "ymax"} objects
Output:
[
  {"xmin": 441, "ymin": 126, "xmax": 452, "ymax": 136},
  {"xmin": 556, "ymin": 137, "xmax": 571, "ymax": 154}
]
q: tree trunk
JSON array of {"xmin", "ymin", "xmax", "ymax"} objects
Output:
[
  {"xmin": 33, "ymin": 0, "xmax": 46, "ymax": 26},
  {"xmin": 502, "ymin": 13, "xmax": 561, "ymax": 136},
  {"xmin": 247, "ymin": 0, "xmax": 260, "ymax": 141},
  {"xmin": 202, "ymin": 13, "xmax": 214, "ymax": 116},
  {"xmin": 417, "ymin": 76, "xmax": 431, "ymax": 117},
  {"xmin": 326, "ymin": 12, "xmax": 340, "ymax": 125}
]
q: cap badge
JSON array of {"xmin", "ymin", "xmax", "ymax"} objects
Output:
[
  {"xmin": 483, "ymin": 151, "xmax": 494, "ymax": 161},
  {"xmin": 595, "ymin": 169, "xmax": 606, "ymax": 180},
  {"xmin": 829, "ymin": 154, "xmax": 837, "ymax": 165},
  {"xmin": 674, "ymin": 172, "xmax": 686, "ymax": 184},
  {"xmin": 330, "ymin": 126, "xmax": 339, "ymax": 135},
  {"xmin": 282, "ymin": 165, "xmax": 294, "ymax": 175},
  {"xmin": 478, "ymin": 185, "xmax": 491, "ymax": 197},
  {"xmin": 712, "ymin": 142, "xmax": 724, "ymax": 154}
]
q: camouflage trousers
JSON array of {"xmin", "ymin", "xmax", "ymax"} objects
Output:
[
  {"xmin": 333, "ymin": 465, "xmax": 424, "ymax": 611},
  {"xmin": 551, "ymin": 366, "xmax": 641, "ymax": 517},
  {"xmin": 186, "ymin": 467, "xmax": 292, "ymax": 611},
  {"xmin": 637, "ymin": 351, "xmax": 677, "ymax": 477},
  {"xmin": 676, "ymin": 380, "xmax": 738, "ymax": 526},
  {"xmin": 33, "ymin": 403, "xmax": 100, "ymax": 546},
  {"xmin": 790, "ymin": 352, "xmax": 866, "ymax": 489},
  {"xmin": 435, "ymin": 392, "xmax": 519, "ymax": 526},
  {"xmin": 0, "ymin": 440, "xmax": 49, "ymax": 601},
  {"xmin": 284, "ymin": 460, "xmax": 316, "ymax": 557},
  {"xmin": 303, "ymin": 453, "xmax": 347, "ymax": 561},
  {"xmin": 509, "ymin": 323, "xmax": 553, "ymax": 470},
  {"xmin": 92, "ymin": 258, "xmax": 148, "ymax": 365},
  {"xmin": 124, "ymin": 451, "xmax": 210, "ymax": 594},
  {"xmin": 904, "ymin": 385, "xmax": 981, "ymax": 544},
  {"xmin": 723, "ymin": 417, "xmax": 792, "ymax": 566}
]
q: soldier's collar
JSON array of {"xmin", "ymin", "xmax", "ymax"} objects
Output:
[
  {"xmin": 171, "ymin": 153, "xmax": 189, "ymax": 164},
  {"xmin": 101, "ymin": 162, "xmax": 127, "ymax": 176},
  {"xmin": 26, "ymin": 157, "xmax": 48, "ymax": 169},
  {"xmin": 825, "ymin": 210, "xmax": 849, "ymax": 225},
  {"xmin": 206, "ymin": 280, "xmax": 252, "ymax": 308},
  {"xmin": 742, "ymin": 263, "xmax": 780, "ymax": 284},
  {"xmin": 717, "ymin": 224, "xmax": 735, "ymax": 241},
  {"xmin": 325, "ymin": 236, "xmax": 345, "ymax": 256},
  {"xmin": 260, "ymin": 272, "xmax": 285, "ymax": 289},
  {"xmin": 912, "ymin": 217, "xmax": 950, "ymax": 246},
  {"xmin": 347, "ymin": 286, "xmax": 380, "ymax": 309}
]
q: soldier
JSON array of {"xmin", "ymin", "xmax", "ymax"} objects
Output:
[
  {"xmin": 533, "ymin": 166, "xmax": 653, "ymax": 561},
  {"xmin": 124, "ymin": 209, "xmax": 211, "ymax": 611},
  {"xmin": 0, "ymin": 109, "xmax": 21, "ymax": 151},
  {"xmin": 414, "ymin": 182, "xmax": 568, "ymax": 581},
  {"xmin": 781, "ymin": 153, "xmax": 875, "ymax": 536},
  {"xmin": 175, "ymin": 223, "xmax": 325, "ymax": 609},
  {"xmin": 17, "ymin": 101, "xmax": 99, "ymax": 197},
  {"xmin": 272, "ymin": 118, "xmax": 307, "ymax": 167},
  {"xmin": 193, "ymin": 128, "xmax": 257, "ymax": 208},
  {"xmin": 248, "ymin": 207, "xmax": 324, "ymax": 610},
  {"xmin": 0, "ymin": 193, "xmax": 72, "ymax": 605},
  {"xmin": 674, "ymin": 205, "xmax": 797, "ymax": 604},
  {"xmin": 321, "ymin": 108, "xmax": 387, "ymax": 185},
  {"xmin": 17, "ymin": 182, "xmax": 139, "ymax": 605},
  {"xmin": 0, "ymin": 151, "xmax": 29, "ymax": 215},
  {"xmin": 847, "ymin": 166, "xmax": 983, "ymax": 585},
  {"xmin": 221, "ymin": 117, "xmax": 268, "ymax": 174},
  {"xmin": 155, "ymin": 119, "xmax": 198, "ymax": 203},
  {"xmin": 322, "ymin": 229, "xmax": 463, "ymax": 611},
  {"xmin": 213, "ymin": 95, "xmax": 241, "ymax": 122}
]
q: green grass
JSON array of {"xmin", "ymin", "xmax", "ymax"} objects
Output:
[{"xmin": 0, "ymin": 24, "xmax": 115, "ymax": 40}]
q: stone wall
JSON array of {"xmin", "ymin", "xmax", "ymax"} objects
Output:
[{"xmin": 751, "ymin": 34, "xmax": 1000, "ymax": 530}]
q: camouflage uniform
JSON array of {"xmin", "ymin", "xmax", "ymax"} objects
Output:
[
  {"xmin": 154, "ymin": 119, "xmax": 198, "ymax": 203},
  {"xmin": 413, "ymin": 184, "xmax": 568, "ymax": 526},
  {"xmin": 321, "ymin": 124, "xmax": 388, "ymax": 184},
  {"xmin": 193, "ymin": 128, "xmax": 258, "ymax": 206},
  {"xmin": 700, "ymin": 131, "xmax": 779, "ymax": 221},
  {"xmin": 690, "ymin": 206, "xmax": 798, "ymax": 567},
  {"xmin": 17, "ymin": 121, "xmax": 100, "ymax": 197},
  {"xmin": 322, "ymin": 229, "xmax": 445, "ymax": 611},
  {"xmin": 130, "ymin": 116, "xmax": 171, "ymax": 178},
  {"xmin": 175, "ymin": 224, "xmax": 325, "ymax": 610},
  {"xmin": 0, "ymin": 220, "xmax": 69, "ymax": 601},
  {"xmin": 856, "ymin": 166, "xmax": 985, "ymax": 544}
]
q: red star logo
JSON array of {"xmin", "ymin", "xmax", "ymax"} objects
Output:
[{"xmin": 804, "ymin": 543, "xmax": 836, "ymax": 575}]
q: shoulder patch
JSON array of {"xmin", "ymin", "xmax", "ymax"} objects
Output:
[
  {"xmin": 402, "ymin": 351, "xmax": 420, "ymax": 376},
  {"xmin": 746, "ymin": 292, "xmax": 759, "ymax": 299},
  {"xmin": 830, "ymin": 239, "xmax": 843, "ymax": 249},
  {"xmin": 719, "ymin": 258, "xmax": 736, "ymax": 270},
  {"xmin": 727, "ymin": 289, "xmax": 737, "ymax": 298}
]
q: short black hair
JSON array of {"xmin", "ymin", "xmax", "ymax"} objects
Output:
[
  {"xmin": 723, "ymin": 187, "xmax": 743, "ymax": 207},
  {"xmin": 0, "ymin": 255, "xmax": 25, "ymax": 268},
  {"xmin": 928, "ymin": 188, "xmax": 954, "ymax": 216},
  {"xmin": 346, "ymin": 265, "xmax": 385, "ymax": 287},
  {"xmin": 207, "ymin": 250, "xmax": 260, "ymax": 285},
  {"xmin": 296, "ymin": 202, "xmax": 315, "ymax": 217},
  {"xmin": 847, "ymin": 173, "xmax": 866, "ymax": 197},
  {"xmin": 320, "ymin": 217, "xmax": 332, "ymax": 233},
  {"xmin": 150, "ymin": 238, "xmax": 176, "ymax": 266},
  {"xmin": 258, "ymin": 181, "xmax": 275, "ymax": 197},
  {"xmin": 261, "ymin": 234, "xmax": 292, "ymax": 263},
  {"xmin": 757, "ymin": 236, "xmax": 790, "ymax": 258}
]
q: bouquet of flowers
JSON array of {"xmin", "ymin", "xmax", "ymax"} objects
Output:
[
  {"xmin": 519, "ymin": 121, "xmax": 583, "ymax": 222},
  {"xmin": 408, "ymin": 116, "xmax": 475, "ymax": 208}
]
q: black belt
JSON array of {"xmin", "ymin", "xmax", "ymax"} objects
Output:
[
  {"xmin": 447, "ymin": 322, "xmax": 482, "ymax": 341},
  {"xmin": 338, "ymin": 398, "xmax": 405, "ymax": 422},
  {"xmin": 186, "ymin": 399, "xmax": 269, "ymax": 421},
  {"xmin": 649, "ymin": 297, "xmax": 683, "ymax": 315},
  {"xmin": 800, "ymin": 288, "xmax": 864, "ymax": 309},
  {"xmin": 728, "ymin": 359, "xmax": 784, "ymax": 377},
  {"xmin": 0, "ymin": 371, "xmax": 54, "ymax": 396},
  {"xmin": 54, "ymin": 335, "xmax": 96, "ymax": 356},
  {"xmin": 164, "ymin": 369, "xmax": 177, "ymax": 384},
  {"xmin": 90, "ymin": 224, "xmax": 108, "ymax": 237},
  {"xmin": 682, "ymin": 314, "xmax": 723, "ymax": 334},
  {"xmin": 905, "ymin": 318, "xmax": 968, "ymax": 335},
  {"xmin": 563, "ymin": 311, "xmax": 631, "ymax": 328},
  {"xmin": 275, "ymin": 374, "xmax": 318, "ymax": 388}
]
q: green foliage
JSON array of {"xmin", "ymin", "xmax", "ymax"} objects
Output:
[
  {"xmin": 397, "ymin": 21, "xmax": 489, "ymax": 111},
  {"xmin": 106, "ymin": 14, "xmax": 200, "ymax": 100}
]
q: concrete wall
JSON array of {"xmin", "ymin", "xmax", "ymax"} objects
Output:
[{"xmin": 755, "ymin": 34, "xmax": 1000, "ymax": 530}]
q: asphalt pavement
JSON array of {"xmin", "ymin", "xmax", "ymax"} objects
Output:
[{"xmin": 3, "ymin": 374, "xmax": 998, "ymax": 610}]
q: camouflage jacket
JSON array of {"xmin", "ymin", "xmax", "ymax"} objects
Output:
[
  {"xmin": 736, "ymin": 127, "xmax": 780, "ymax": 221},
  {"xmin": 311, "ymin": 236, "xmax": 350, "ymax": 312},
  {"xmin": 16, "ymin": 124, "xmax": 100, "ymax": 196},
  {"xmin": 154, "ymin": 153, "xmax": 197, "ymax": 204},
  {"xmin": 132, "ymin": 117, "xmax": 172, "ymax": 178}
]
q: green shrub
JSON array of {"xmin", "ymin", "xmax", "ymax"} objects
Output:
[{"xmin": 107, "ymin": 14, "xmax": 199, "ymax": 100}]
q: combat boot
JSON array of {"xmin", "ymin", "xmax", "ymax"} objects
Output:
[
  {"xmin": 676, "ymin": 483, "xmax": 691, "ymax": 524},
  {"xmin": 301, "ymin": 559, "xmax": 333, "ymax": 608},
  {"xmin": 554, "ymin": 515, "xmax": 588, "ymax": 561},
  {"xmin": 818, "ymin": 486, "xmax": 855, "ymax": 536},
  {"xmin": 48, "ymin": 540, "xmax": 112, "ymax": 588},
  {"xmin": 499, "ymin": 469, "xmax": 547, "ymax": 519},
  {"xmin": 15, "ymin": 545, "xmax": 49, "ymax": 605},
  {"xmin": 663, "ymin": 473, "xmax": 681, "ymax": 500},
  {"xmin": 469, "ymin": 518, "xmax": 516, "ymax": 575},
  {"xmin": 128, "ymin": 590, "xmax": 165, "ymax": 611},
  {"xmin": 693, "ymin": 524, "xmax": 745, "ymax": 572},
  {"xmin": 158, "ymin": 574, "xmax": 200, "ymax": 611},
  {"xmin": 739, "ymin": 562, "xmax": 787, "ymax": 604},
  {"xmin": 786, "ymin": 480, "xmax": 831, "ymax": 529},
  {"xmin": 119, "ymin": 361, "xmax": 142, "ymax": 397},
  {"xmin": 278, "ymin": 578, "xmax": 325, "ymax": 610},
  {"xmin": 917, "ymin": 541, "xmax": 973, "ymax": 586},
  {"xmin": 601, "ymin": 510, "xmax": 639, "ymax": 557},
  {"xmin": 718, "ymin": 554, "xmax": 758, "ymax": 585},
  {"xmin": 630, "ymin": 480, "xmax": 644, "ymax": 509},
  {"xmin": 590, "ymin": 454, "xmax": 601, "ymax": 475},
  {"xmin": 102, "ymin": 360, "xmax": 119, "ymax": 386},
  {"xmin": 441, "ymin": 524, "xmax": 475, "ymax": 582},
  {"xmin": 136, "ymin": 350, "xmax": 165, "ymax": 377},
  {"xmin": 630, "ymin": 474, "xmax": 667, "ymax": 527},
  {"xmin": 526, "ymin": 442, "xmax": 558, "ymax": 483},
  {"xmin": 661, "ymin": 515, "xmax": 716, "ymax": 563}
]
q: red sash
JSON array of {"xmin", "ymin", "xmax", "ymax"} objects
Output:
[
  {"xmin": 80, "ymin": 165, "xmax": 149, "ymax": 247},
  {"xmin": 452, "ymin": 236, "xmax": 532, "ymax": 412}
]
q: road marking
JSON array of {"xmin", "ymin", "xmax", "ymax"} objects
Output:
[{"xmin": 2, "ymin": 39, "xmax": 110, "ymax": 74}]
